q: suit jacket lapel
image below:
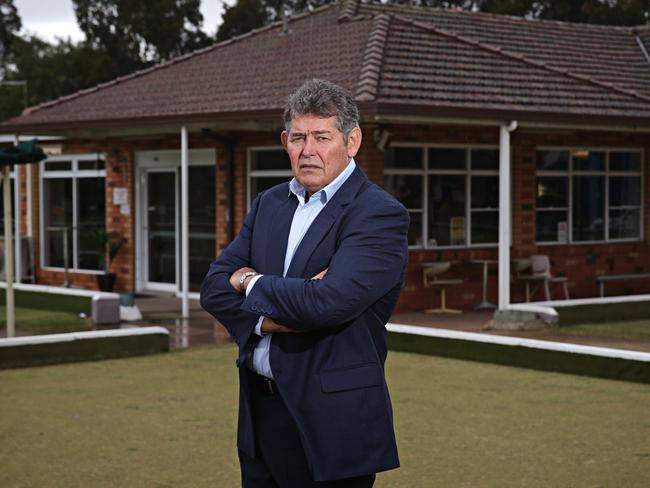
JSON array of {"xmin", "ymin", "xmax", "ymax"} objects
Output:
[
  {"xmin": 285, "ymin": 166, "xmax": 367, "ymax": 278},
  {"xmin": 265, "ymin": 191, "xmax": 298, "ymax": 276}
]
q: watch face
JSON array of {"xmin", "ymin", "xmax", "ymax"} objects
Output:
[{"xmin": 239, "ymin": 272, "xmax": 256, "ymax": 292}]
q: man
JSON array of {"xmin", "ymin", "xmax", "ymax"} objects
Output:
[{"xmin": 200, "ymin": 79, "xmax": 409, "ymax": 487}]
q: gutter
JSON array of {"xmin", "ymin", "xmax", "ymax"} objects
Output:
[{"xmin": 368, "ymin": 103, "xmax": 650, "ymax": 132}]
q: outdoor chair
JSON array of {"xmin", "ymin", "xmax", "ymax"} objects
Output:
[
  {"xmin": 517, "ymin": 254, "xmax": 569, "ymax": 302},
  {"xmin": 422, "ymin": 261, "xmax": 463, "ymax": 314}
]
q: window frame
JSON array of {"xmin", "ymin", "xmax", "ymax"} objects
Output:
[
  {"xmin": 384, "ymin": 142, "xmax": 500, "ymax": 249},
  {"xmin": 535, "ymin": 147, "xmax": 644, "ymax": 245},
  {"xmin": 247, "ymin": 146, "xmax": 292, "ymax": 210},
  {"xmin": 39, "ymin": 153, "xmax": 106, "ymax": 273}
]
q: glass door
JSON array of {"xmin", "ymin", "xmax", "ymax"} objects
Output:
[
  {"xmin": 187, "ymin": 165, "xmax": 216, "ymax": 292},
  {"xmin": 142, "ymin": 165, "xmax": 216, "ymax": 292},
  {"xmin": 144, "ymin": 169, "xmax": 177, "ymax": 290}
]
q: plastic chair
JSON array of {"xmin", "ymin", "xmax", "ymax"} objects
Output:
[
  {"xmin": 422, "ymin": 262, "xmax": 463, "ymax": 313},
  {"xmin": 519, "ymin": 255, "xmax": 569, "ymax": 301}
]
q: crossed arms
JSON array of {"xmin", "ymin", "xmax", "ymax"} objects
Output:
[{"xmin": 200, "ymin": 192, "xmax": 409, "ymax": 347}]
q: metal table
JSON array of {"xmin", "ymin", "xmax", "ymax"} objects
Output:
[{"xmin": 469, "ymin": 259, "xmax": 497, "ymax": 310}]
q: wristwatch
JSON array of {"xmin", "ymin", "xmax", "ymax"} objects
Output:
[{"xmin": 238, "ymin": 271, "xmax": 260, "ymax": 293}]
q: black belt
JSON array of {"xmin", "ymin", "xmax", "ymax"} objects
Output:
[{"xmin": 248, "ymin": 369, "xmax": 278, "ymax": 395}]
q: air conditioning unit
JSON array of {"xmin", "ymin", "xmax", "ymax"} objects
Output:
[{"xmin": 0, "ymin": 236, "xmax": 34, "ymax": 282}]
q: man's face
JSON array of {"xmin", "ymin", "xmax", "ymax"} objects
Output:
[{"xmin": 281, "ymin": 114, "xmax": 362, "ymax": 196}]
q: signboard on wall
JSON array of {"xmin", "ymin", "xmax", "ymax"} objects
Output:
[{"xmin": 450, "ymin": 216, "xmax": 465, "ymax": 246}]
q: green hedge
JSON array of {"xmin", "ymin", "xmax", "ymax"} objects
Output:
[
  {"xmin": 388, "ymin": 331, "xmax": 650, "ymax": 384},
  {"xmin": 0, "ymin": 332, "xmax": 169, "ymax": 369},
  {"xmin": 0, "ymin": 288, "xmax": 92, "ymax": 315},
  {"xmin": 556, "ymin": 301, "xmax": 650, "ymax": 326}
]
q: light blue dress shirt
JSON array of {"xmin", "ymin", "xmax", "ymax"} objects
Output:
[{"xmin": 245, "ymin": 159, "xmax": 357, "ymax": 378}]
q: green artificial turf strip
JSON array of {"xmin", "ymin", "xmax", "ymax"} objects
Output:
[
  {"xmin": 0, "ymin": 305, "xmax": 88, "ymax": 334},
  {"xmin": 557, "ymin": 301, "xmax": 650, "ymax": 326},
  {"xmin": 1, "ymin": 345, "xmax": 649, "ymax": 487},
  {"xmin": 560, "ymin": 319, "xmax": 650, "ymax": 339},
  {"xmin": 0, "ymin": 289, "xmax": 92, "ymax": 314}
]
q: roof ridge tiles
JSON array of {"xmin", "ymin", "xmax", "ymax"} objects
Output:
[
  {"xmin": 361, "ymin": 1, "xmax": 637, "ymax": 32},
  {"xmin": 394, "ymin": 14, "xmax": 650, "ymax": 106},
  {"xmin": 355, "ymin": 13, "xmax": 390, "ymax": 102},
  {"xmin": 339, "ymin": 0, "xmax": 360, "ymax": 22},
  {"xmin": 21, "ymin": 3, "xmax": 338, "ymax": 116}
]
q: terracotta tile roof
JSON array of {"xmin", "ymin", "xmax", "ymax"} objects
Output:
[
  {"xmin": 2, "ymin": 5, "xmax": 372, "ymax": 130},
  {"xmin": 362, "ymin": 2, "xmax": 650, "ymax": 102},
  {"xmin": 3, "ymin": 0, "xmax": 650, "ymax": 132},
  {"xmin": 376, "ymin": 15, "xmax": 650, "ymax": 117}
]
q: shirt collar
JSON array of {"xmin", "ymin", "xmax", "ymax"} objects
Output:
[{"xmin": 289, "ymin": 159, "xmax": 356, "ymax": 204}]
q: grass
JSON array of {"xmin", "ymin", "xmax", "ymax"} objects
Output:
[
  {"xmin": 0, "ymin": 305, "xmax": 89, "ymax": 335},
  {"xmin": 1, "ymin": 345, "xmax": 649, "ymax": 487},
  {"xmin": 560, "ymin": 319, "xmax": 650, "ymax": 339}
]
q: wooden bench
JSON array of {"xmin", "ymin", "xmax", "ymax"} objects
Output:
[{"xmin": 595, "ymin": 273, "xmax": 650, "ymax": 297}]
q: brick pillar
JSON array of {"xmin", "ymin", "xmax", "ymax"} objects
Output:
[
  {"xmin": 28, "ymin": 164, "xmax": 40, "ymax": 275},
  {"xmin": 511, "ymin": 135, "xmax": 537, "ymax": 258},
  {"xmin": 104, "ymin": 144, "xmax": 135, "ymax": 292},
  {"xmin": 215, "ymin": 141, "xmax": 230, "ymax": 255},
  {"xmin": 357, "ymin": 125, "xmax": 384, "ymax": 186}
]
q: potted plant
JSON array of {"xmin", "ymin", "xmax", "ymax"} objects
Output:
[{"xmin": 93, "ymin": 228, "xmax": 126, "ymax": 292}]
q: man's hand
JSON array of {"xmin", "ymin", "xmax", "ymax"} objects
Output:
[
  {"xmin": 260, "ymin": 270, "xmax": 327, "ymax": 334},
  {"xmin": 261, "ymin": 317, "xmax": 303, "ymax": 333},
  {"xmin": 229, "ymin": 267, "xmax": 257, "ymax": 293},
  {"xmin": 312, "ymin": 268, "xmax": 328, "ymax": 280}
]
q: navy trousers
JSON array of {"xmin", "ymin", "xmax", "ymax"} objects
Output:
[{"xmin": 239, "ymin": 372, "xmax": 376, "ymax": 488}]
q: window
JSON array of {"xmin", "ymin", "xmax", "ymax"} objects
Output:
[
  {"xmin": 248, "ymin": 147, "xmax": 291, "ymax": 207},
  {"xmin": 384, "ymin": 145, "xmax": 499, "ymax": 248},
  {"xmin": 40, "ymin": 154, "xmax": 106, "ymax": 271},
  {"xmin": 536, "ymin": 149, "xmax": 643, "ymax": 244}
]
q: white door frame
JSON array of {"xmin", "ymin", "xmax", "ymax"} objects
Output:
[{"xmin": 135, "ymin": 149, "xmax": 216, "ymax": 294}]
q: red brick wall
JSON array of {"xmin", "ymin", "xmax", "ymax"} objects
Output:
[
  {"xmin": 393, "ymin": 126, "xmax": 650, "ymax": 312},
  {"xmin": 24, "ymin": 124, "xmax": 650, "ymax": 311},
  {"xmin": 519, "ymin": 129, "xmax": 650, "ymax": 302}
]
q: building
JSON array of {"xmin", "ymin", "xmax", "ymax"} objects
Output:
[{"xmin": 1, "ymin": 0, "xmax": 650, "ymax": 312}]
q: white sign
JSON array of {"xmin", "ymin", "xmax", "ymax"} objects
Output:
[
  {"xmin": 41, "ymin": 144, "xmax": 63, "ymax": 156},
  {"xmin": 113, "ymin": 187, "xmax": 128, "ymax": 205},
  {"xmin": 557, "ymin": 221, "xmax": 567, "ymax": 242}
]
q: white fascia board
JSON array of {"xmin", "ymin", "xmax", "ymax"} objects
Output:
[
  {"xmin": 533, "ymin": 294, "xmax": 650, "ymax": 308},
  {"xmin": 0, "ymin": 282, "xmax": 119, "ymax": 299},
  {"xmin": 386, "ymin": 323, "xmax": 650, "ymax": 363},
  {"xmin": 0, "ymin": 326, "xmax": 169, "ymax": 347}
]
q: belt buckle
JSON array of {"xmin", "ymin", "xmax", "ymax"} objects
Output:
[{"xmin": 263, "ymin": 377, "xmax": 276, "ymax": 395}]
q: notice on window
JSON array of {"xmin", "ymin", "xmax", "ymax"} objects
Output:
[
  {"xmin": 450, "ymin": 216, "xmax": 465, "ymax": 245},
  {"xmin": 557, "ymin": 221, "xmax": 567, "ymax": 242}
]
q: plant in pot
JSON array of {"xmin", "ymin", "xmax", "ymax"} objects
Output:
[{"xmin": 93, "ymin": 228, "xmax": 126, "ymax": 292}]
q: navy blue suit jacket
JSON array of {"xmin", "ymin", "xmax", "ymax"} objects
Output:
[{"xmin": 200, "ymin": 165, "xmax": 409, "ymax": 481}]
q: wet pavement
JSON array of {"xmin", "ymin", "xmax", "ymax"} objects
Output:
[{"xmin": 124, "ymin": 295, "xmax": 650, "ymax": 353}]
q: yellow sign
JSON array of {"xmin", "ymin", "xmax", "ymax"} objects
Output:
[{"xmin": 450, "ymin": 216, "xmax": 465, "ymax": 245}]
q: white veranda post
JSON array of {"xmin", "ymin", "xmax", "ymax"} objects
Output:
[
  {"xmin": 498, "ymin": 121, "xmax": 517, "ymax": 310},
  {"xmin": 13, "ymin": 135, "xmax": 21, "ymax": 286},
  {"xmin": 2, "ymin": 165, "xmax": 15, "ymax": 337},
  {"xmin": 181, "ymin": 126, "xmax": 189, "ymax": 319}
]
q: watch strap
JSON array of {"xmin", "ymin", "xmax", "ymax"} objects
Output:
[{"xmin": 239, "ymin": 271, "xmax": 260, "ymax": 293}]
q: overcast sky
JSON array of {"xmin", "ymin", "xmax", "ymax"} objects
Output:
[{"xmin": 13, "ymin": 0, "xmax": 226, "ymax": 43}]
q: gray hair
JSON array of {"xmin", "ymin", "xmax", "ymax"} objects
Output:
[{"xmin": 283, "ymin": 79, "xmax": 360, "ymax": 140}]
